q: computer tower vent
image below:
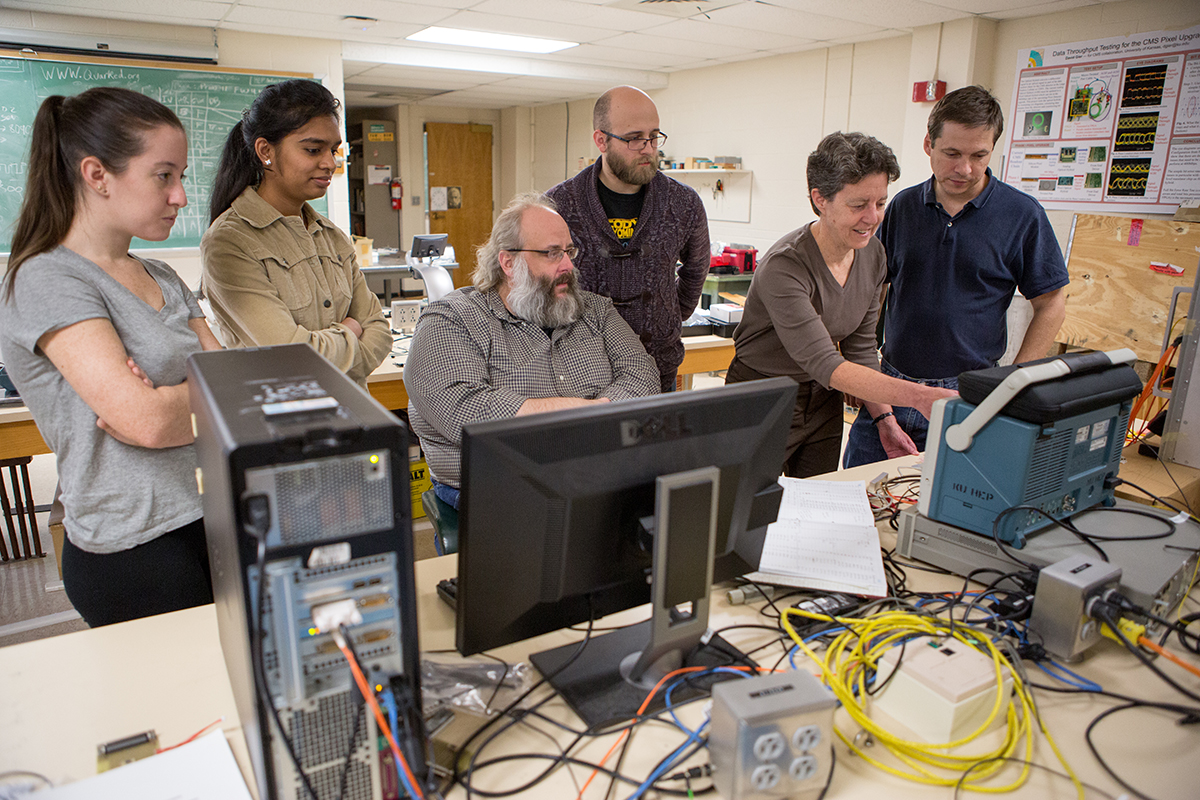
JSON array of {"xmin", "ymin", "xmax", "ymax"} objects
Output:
[
  {"xmin": 1024, "ymin": 428, "xmax": 1072, "ymax": 501},
  {"xmin": 289, "ymin": 691, "xmax": 369, "ymax": 769},
  {"xmin": 306, "ymin": 760, "xmax": 373, "ymax": 800},
  {"xmin": 247, "ymin": 452, "xmax": 394, "ymax": 546}
]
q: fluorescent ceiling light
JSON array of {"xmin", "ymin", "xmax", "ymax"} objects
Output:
[{"xmin": 407, "ymin": 26, "xmax": 577, "ymax": 54}]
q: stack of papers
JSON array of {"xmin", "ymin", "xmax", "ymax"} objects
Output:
[{"xmin": 745, "ymin": 478, "xmax": 888, "ymax": 597}]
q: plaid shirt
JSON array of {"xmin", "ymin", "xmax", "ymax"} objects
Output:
[{"xmin": 406, "ymin": 286, "xmax": 660, "ymax": 487}]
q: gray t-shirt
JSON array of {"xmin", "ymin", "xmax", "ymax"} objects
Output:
[{"xmin": 0, "ymin": 246, "xmax": 205, "ymax": 553}]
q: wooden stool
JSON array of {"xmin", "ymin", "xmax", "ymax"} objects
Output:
[{"xmin": 0, "ymin": 457, "xmax": 44, "ymax": 561}]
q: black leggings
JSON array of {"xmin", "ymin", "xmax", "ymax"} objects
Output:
[{"xmin": 62, "ymin": 517, "xmax": 213, "ymax": 627}]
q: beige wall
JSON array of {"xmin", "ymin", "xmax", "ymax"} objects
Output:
[{"xmin": 512, "ymin": 0, "xmax": 1199, "ymax": 255}]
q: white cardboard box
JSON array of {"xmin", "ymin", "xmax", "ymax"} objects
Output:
[{"xmin": 709, "ymin": 303, "xmax": 744, "ymax": 324}]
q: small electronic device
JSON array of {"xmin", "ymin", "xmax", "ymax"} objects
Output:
[
  {"xmin": 920, "ymin": 349, "xmax": 1141, "ymax": 546},
  {"xmin": 1027, "ymin": 554, "xmax": 1122, "ymax": 661},
  {"xmin": 96, "ymin": 730, "xmax": 158, "ymax": 772},
  {"xmin": 409, "ymin": 233, "xmax": 446, "ymax": 259},
  {"xmin": 455, "ymin": 378, "xmax": 796, "ymax": 728},
  {"xmin": 709, "ymin": 669, "xmax": 835, "ymax": 799},
  {"xmin": 709, "ymin": 303, "xmax": 744, "ymax": 324},
  {"xmin": 406, "ymin": 234, "xmax": 454, "ymax": 303},
  {"xmin": 189, "ymin": 343, "xmax": 429, "ymax": 800},
  {"xmin": 897, "ymin": 502, "xmax": 1200, "ymax": 633},
  {"xmin": 872, "ymin": 640, "xmax": 1013, "ymax": 742}
]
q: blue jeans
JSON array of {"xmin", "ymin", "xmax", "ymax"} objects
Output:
[
  {"xmin": 842, "ymin": 360, "xmax": 959, "ymax": 469},
  {"xmin": 432, "ymin": 479, "xmax": 460, "ymax": 510}
]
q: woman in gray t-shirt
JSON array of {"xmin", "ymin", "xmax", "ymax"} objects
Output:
[{"xmin": 0, "ymin": 88, "xmax": 222, "ymax": 627}]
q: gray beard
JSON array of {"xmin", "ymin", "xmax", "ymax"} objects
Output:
[{"xmin": 506, "ymin": 257, "xmax": 583, "ymax": 328}]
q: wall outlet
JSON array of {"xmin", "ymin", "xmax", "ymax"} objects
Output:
[
  {"xmin": 709, "ymin": 670, "xmax": 836, "ymax": 799},
  {"xmin": 391, "ymin": 299, "xmax": 423, "ymax": 333}
]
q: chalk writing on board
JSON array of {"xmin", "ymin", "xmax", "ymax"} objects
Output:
[{"xmin": 0, "ymin": 56, "xmax": 323, "ymax": 252}]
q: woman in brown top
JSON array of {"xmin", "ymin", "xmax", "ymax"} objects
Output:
[
  {"xmin": 200, "ymin": 80, "xmax": 390, "ymax": 387},
  {"xmin": 727, "ymin": 132, "xmax": 956, "ymax": 477}
]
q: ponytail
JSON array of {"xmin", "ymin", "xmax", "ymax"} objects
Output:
[
  {"xmin": 4, "ymin": 88, "xmax": 180, "ymax": 300},
  {"xmin": 209, "ymin": 120, "xmax": 260, "ymax": 224},
  {"xmin": 208, "ymin": 79, "xmax": 341, "ymax": 225}
]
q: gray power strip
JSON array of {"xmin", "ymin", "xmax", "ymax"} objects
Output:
[{"xmin": 709, "ymin": 670, "xmax": 836, "ymax": 799}]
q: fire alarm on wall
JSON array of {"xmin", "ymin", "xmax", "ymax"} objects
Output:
[{"xmin": 912, "ymin": 80, "xmax": 947, "ymax": 102}]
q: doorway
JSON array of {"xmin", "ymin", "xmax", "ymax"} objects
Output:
[{"xmin": 425, "ymin": 122, "xmax": 494, "ymax": 289}]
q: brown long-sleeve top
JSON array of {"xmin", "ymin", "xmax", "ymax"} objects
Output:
[{"xmin": 732, "ymin": 222, "xmax": 885, "ymax": 388}]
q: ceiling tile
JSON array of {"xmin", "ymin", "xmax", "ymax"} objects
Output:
[
  {"xmin": 762, "ymin": 0, "xmax": 968, "ymax": 29},
  {"xmin": 238, "ymin": 0, "xmax": 453, "ymax": 25},
  {"xmin": 826, "ymin": 29, "xmax": 911, "ymax": 46},
  {"xmin": 604, "ymin": 0, "xmax": 745, "ymax": 20},
  {"xmin": 703, "ymin": 3, "xmax": 886, "ymax": 41},
  {"xmin": 430, "ymin": 10, "xmax": 619, "ymax": 44},
  {"xmin": 3, "ymin": 0, "xmax": 227, "ymax": 24},
  {"xmin": 594, "ymin": 31, "xmax": 724, "ymax": 59},
  {"xmin": 978, "ymin": 0, "xmax": 1100, "ymax": 20},
  {"xmin": 552, "ymin": 42, "xmax": 700, "ymax": 69},
  {"xmin": 469, "ymin": 0, "xmax": 667, "ymax": 32},
  {"xmin": 931, "ymin": 0, "xmax": 1094, "ymax": 12},
  {"xmin": 645, "ymin": 17, "xmax": 817, "ymax": 51}
]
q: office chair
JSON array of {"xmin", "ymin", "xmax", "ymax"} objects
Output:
[{"xmin": 421, "ymin": 488, "xmax": 459, "ymax": 555}]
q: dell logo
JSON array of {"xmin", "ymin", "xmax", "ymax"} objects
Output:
[{"xmin": 620, "ymin": 413, "xmax": 691, "ymax": 446}]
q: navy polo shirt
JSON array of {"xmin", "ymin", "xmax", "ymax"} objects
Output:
[{"xmin": 879, "ymin": 169, "xmax": 1068, "ymax": 379}]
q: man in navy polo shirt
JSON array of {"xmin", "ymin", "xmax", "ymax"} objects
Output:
[{"xmin": 843, "ymin": 85, "xmax": 1069, "ymax": 467}]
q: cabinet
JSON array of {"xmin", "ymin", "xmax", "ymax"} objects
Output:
[
  {"xmin": 663, "ymin": 169, "xmax": 753, "ymax": 223},
  {"xmin": 347, "ymin": 120, "xmax": 400, "ymax": 249}
]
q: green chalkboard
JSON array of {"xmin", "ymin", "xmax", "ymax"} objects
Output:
[{"xmin": 0, "ymin": 54, "xmax": 326, "ymax": 252}]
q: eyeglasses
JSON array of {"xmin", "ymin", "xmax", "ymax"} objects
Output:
[
  {"xmin": 507, "ymin": 245, "xmax": 580, "ymax": 263},
  {"xmin": 601, "ymin": 131, "xmax": 668, "ymax": 151}
]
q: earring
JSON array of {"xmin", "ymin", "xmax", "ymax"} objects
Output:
[{"xmin": 264, "ymin": 159, "xmax": 272, "ymax": 166}]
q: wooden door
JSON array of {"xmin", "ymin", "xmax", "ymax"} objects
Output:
[{"xmin": 425, "ymin": 122, "xmax": 493, "ymax": 288}]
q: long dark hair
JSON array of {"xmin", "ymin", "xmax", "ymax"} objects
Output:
[
  {"xmin": 208, "ymin": 79, "xmax": 341, "ymax": 223},
  {"xmin": 4, "ymin": 87, "xmax": 183, "ymax": 298}
]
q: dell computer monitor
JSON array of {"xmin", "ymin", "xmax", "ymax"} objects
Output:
[{"xmin": 455, "ymin": 377, "xmax": 796, "ymax": 728}]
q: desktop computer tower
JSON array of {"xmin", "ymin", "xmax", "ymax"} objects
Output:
[{"xmin": 189, "ymin": 344, "xmax": 427, "ymax": 800}]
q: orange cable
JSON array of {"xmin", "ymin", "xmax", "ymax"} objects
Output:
[
  {"xmin": 336, "ymin": 637, "xmax": 426, "ymax": 800},
  {"xmin": 1138, "ymin": 636, "xmax": 1200, "ymax": 681},
  {"xmin": 157, "ymin": 717, "xmax": 224, "ymax": 753},
  {"xmin": 573, "ymin": 664, "xmax": 759, "ymax": 800}
]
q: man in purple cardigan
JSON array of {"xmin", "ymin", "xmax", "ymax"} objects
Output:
[{"xmin": 547, "ymin": 86, "xmax": 710, "ymax": 392}]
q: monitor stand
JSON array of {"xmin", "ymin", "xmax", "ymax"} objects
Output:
[{"xmin": 530, "ymin": 467, "xmax": 755, "ymax": 730}]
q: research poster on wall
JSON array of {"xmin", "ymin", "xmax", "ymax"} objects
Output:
[{"xmin": 1003, "ymin": 25, "xmax": 1200, "ymax": 214}]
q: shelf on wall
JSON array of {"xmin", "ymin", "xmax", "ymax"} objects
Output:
[{"xmin": 663, "ymin": 169, "xmax": 753, "ymax": 223}]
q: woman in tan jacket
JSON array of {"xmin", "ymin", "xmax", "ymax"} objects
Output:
[{"xmin": 201, "ymin": 80, "xmax": 390, "ymax": 386}]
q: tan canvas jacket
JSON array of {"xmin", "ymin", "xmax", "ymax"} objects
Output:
[{"xmin": 200, "ymin": 187, "xmax": 391, "ymax": 386}]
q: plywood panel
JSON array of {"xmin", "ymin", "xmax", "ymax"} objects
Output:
[{"xmin": 1061, "ymin": 214, "xmax": 1199, "ymax": 362}]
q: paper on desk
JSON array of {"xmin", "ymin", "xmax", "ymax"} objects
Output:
[
  {"xmin": 745, "ymin": 478, "xmax": 887, "ymax": 597},
  {"xmin": 37, "ymin": 731, "xmax": 252, "ymax": 800}
]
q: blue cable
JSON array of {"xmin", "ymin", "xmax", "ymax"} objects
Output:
[
  {"xmin": 377, "ymin": 687, "xmax": 421, "ymax": 799},
  {"xmin": 625, "ymin": 666, "xmax": 755, "ymax": 799},
  {"xmin": 1035, "ymin": 659, "xmax": 1102, "ymax": 691}
]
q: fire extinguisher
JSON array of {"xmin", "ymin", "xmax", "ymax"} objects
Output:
[{"xmin": 390, "ymin": 178, "xmax": 403, "ymax": 210}]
